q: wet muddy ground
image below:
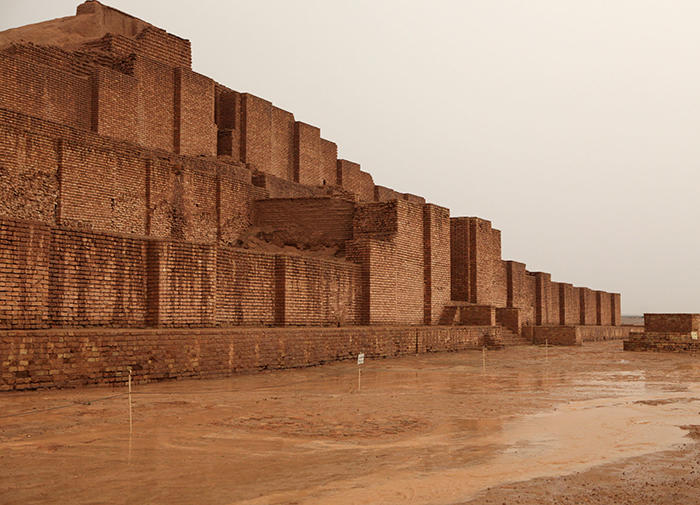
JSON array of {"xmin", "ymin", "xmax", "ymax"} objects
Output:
[{"xmin": 1, "ymin": 341, "xmax": 700, "ymax": 504}]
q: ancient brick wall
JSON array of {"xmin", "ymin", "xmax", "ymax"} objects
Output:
[
  {"xmin": 459, "ymin": 305, "xmax": 496, "ymax": 326},
  {"xmin": 0, "ymin": 53, "xmax": 91, "ymax": 132},
  {"xmin": 546, "ymin": 279, "xmax": 559, "ymax": 325},
  {"xmin": 319, "ymin": 139, "xmax": 337, "ymax": 186},
  {"xmin": 147, "ymin": 240, "xmax": 216, "ymax": 327},
  {"xmin": 134, "ymin": 56, "xmax": 175, "ymax": 152},
  {"xmin": 644, "ymin": 313, "xmax": 700, "ymax": 333},
  {"xmin": 533, "ymin": 272, "xmax": 553, "ymax": 325},
  {"xmin": 450, "ymin": 218, "xmax": 470, "ymax": 302},
  {"xmin": 505, "ymin": 261, "xmax": 535, "ymax": 326},
  {"xmin": 558, "ymin": 283, "xmax": 578, "ymax": 325},
  {"xmin": 218, "ymin": 165, "xmax": 261, "ymax": 246},
  {"xmin": 0, "ymin": 120, "xmax": 60, "ymax": 224},
  {"xmin": 49, "ymin": 227, "xmax": 148, "ymax": 327},
  {"xmin": 135, "ymin": 26, "xmax": 192, "ymax": 69},
  {"xmin": 346, "ymin": 238, "xmax": 396, "ymax": 325},
  {"xmin": 423, "ymin": 204, "xmax": 451, "ymax": 325},
  {"xmin": 174, "ymin": 68, "xmax": 217, "ymax": 156},
  {"xmin": 60, "ymin": 139, "xmax": 147, "ymax": 235},
  {"xmin": 596, "ymin": 291, "xmax": 612, "ymax": 326},
  {"xmin": 0, "ymin": 325, "xmax": 494, "ymax": 390},
  {"xmin": 0, "ymin": 108, "xmax": 258, "ymax": 246},
  {"xmin": 253, "ymin": 197, "xmax": 355, "ymax": 250},
  {"xmin": 392, "ymin": 201, "xmax": 425, "ymax": 323},
  {"xmin": 270, "ymin": 106, "xmax": 295, "ymax": 181},
  {"xmin": 374, "ymin": 185, "xmax": 403, "ymax": 202},
  {"xmin": 215, "ymin": 247, "xmax": 276, "ymax": 326},
  {"xmin": 611, "ymin": 293, "xmax": 621, "ymax": 326},
  {"xmin": 91, "ymin": 66, "xmax": 138, "ymax": 143},
  {"xmin": 449, "ymin": 217, "xmax": 505, "ymax": 307},
  {"xmin": 215, "ymin": 89, "xmax": 241, "ymax": 160},
  {"xmin": 294, "ymin": 122, "xmax": 321, "ymax": 185},
  {"xmin": 336, "ymin": 160, "xmax": 374, "ymax": 202},
  {"xmin": 147, "ymin": 157, "xmax": 217, "ymax": 242},
  {"xmin": 349, "ymin": 200, "xmax": 433, "ymax": 326},
  {"xmin": 241, "ymin": 93, "xmax": 273, "ymax": 174},
  {"xmin": 277, "ymin": 255, "xmax": 362, "ymax": 326},
  {"xmin": 522, "ymin": 273, "xmax": 537, "ymax": 326},
  {"xmin": 579, "ymin": 287, "xmax": 597, "ymax": 325},
  {"xmin": 251, "ymin": 172, "xmax": 328, "ymax": 199},
  {"xmin": 0, "ymin": 218, "xmax": 51, "ymax": 329}
]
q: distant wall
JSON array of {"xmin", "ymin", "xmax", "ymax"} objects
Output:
[
  {"xmin": 579, "ymin": 287, "xmax": 596, "ymax": 325},
  {"xmin": 423, "ymin": 204, "xmax": 451, "ymax": 325},
  {"xmin": 644, "ymin": 313, "xmax": 700, "ymax": 333},
  {"xmin": 449, "ymin": 217, "xmax": 505, "ymax": 307}
]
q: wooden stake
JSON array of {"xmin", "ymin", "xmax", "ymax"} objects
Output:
[{"xmin": 128, "ymin": 367, "xmax": 133, "ymax": 434}]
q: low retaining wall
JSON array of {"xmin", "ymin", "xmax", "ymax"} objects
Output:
[
  {"xmin": 0, "ymin": 325, "xmax": 497, "ymax": 390},
  {"xmin": 528, "ymin": 325, "xmax": 633, "ymax": 346},
  {"xmin": 624, "ymin": 332, "xmax": 700, "ymax": 353}
]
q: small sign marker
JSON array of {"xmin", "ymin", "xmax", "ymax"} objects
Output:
[{"xmin": 357, "ymin": 353, "xmax": 365, "ymax": 365}]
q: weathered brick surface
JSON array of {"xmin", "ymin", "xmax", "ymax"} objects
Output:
[
  {"xmin": 0, "ymin": 219, "xmax": 51, "ymax": 329},
  {"xmin": 0, "ymin": 121, "xmax": 59, "ymax": 224},
  {"xmin": 135, "ymin": 56, "xmax": 175, "ymax": 152},
  {"xmin": 449, "ymin": 217, "xmax": 505, "ymax": 307},
  {"xmin": 0, "ymin": 53, "xmax": 91, "ymax": 131},
  {"xmin": 277, "ymin": 255, "xmax": 362, "ymax": 326},
  {"xmin": 270, "ymin": 106, "xmax": 295, "ymax": 181},
  {"xmin": 579, "ymin": 287, "xmax": 597, "ymax": 325},
  {"xmin": 558, "ymin": 283, "xmax": 578, "ymax": 325},
  {"xmin": 505, "ymin": 261, "xmax": 535, "ymax": 326},
  {"xmin": 644, "ymin": 314, "xmax": 700, "ymax": 333},
  {"xmin": 0, "ymin": 325, "xmax": 493, "ymax": 390},
  {"xmin": 147, "ymin": 240, "xmax": 216, "ymax": 327},
  {"xmin": 216, "ymin": 248, "xmax": 277, "ymax": 326},
  {"xmin": 253, "ymin": 198, "xmax": 354, "ymax": 250},
  {"xmin": 423, "ymin": 204, "xmax": 451, "ymax": 324},
  {"xmin": 624, "ymin": 331, "xmax": 700, "ymax": 352},
  {"xmin": 294, "ymin": 122, "xmax": 321, "ymax": 185},
  {"xmin": 91, "ymin": 66, "xmax": 138, "ymax": 142},
  {"xmin": 336, "ymin": 160, "xmax": 374, "ymax": 202},
  {"xmin": 531, "ymin": 325, "xmax": 632, "ymax": 346},
  {"xmin": 596, "ymin": 291, "xmax": 612, "ymax": 326},
  {"xmin": 49, "ymin": 227, "xmax": 148, "ymax": 327},
  {"xmin": 241, "ymin": 93, "xmax": 272, "ymax": 174},
  {"xmin": 0, "ymin": 1, "xmax": 627, "ymax": 386},
  {"xmin": 174, "ymin": 68, "xmax": 217, "ymax": 156}
]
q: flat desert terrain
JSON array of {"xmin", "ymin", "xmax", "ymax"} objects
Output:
[{"xmin": 1, "ymin": 341, "xmax": 700, "ymax": 505}]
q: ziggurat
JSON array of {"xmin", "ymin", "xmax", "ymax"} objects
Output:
[{"xmin": 0, "ymin": 1, "xmax": 626, "ymax": 390}]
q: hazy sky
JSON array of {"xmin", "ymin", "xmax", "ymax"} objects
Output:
[{"xmin": 2, "ymin": 0, "xmax": 699, "ymax": 315}]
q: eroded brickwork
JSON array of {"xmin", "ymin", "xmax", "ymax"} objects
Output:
[{"xmin": 0, "ymin": 1, "xmax": 626, "ymax": 387}]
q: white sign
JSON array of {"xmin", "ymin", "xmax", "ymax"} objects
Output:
[
  {"xmin": 357, "ymin": 353, "xmax": 365, "ymax": 365},
  {"xmin": 691, "ymin": 331, "xmax": 698, "ymax": 340}
]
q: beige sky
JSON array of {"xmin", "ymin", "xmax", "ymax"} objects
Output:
[{"xmin": 2, "ymin": 0, "xmax": 699, "ymax": 315}]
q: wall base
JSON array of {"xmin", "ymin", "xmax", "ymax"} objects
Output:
[
  {"xmin": 624, "ymin": 332, "xmax": 700, "ymax": 353},
  {"xmin": 0, "ymin": 325, "xmax": 499, "ymax": 391},
  {"xmin": 527, "ymin": 325, "xmax": 633, "ymax": 346}
]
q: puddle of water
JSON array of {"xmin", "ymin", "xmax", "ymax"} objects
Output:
[{"xmin": 234, "ymin": 393, "xmax": 700, "ymax": 505}]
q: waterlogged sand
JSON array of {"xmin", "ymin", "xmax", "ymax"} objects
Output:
[{"xmin": 1, "ymin": 341, "xmax": 700, "ymax": 505}]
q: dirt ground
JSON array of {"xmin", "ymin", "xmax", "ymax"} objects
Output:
[{"xmin": 1, "ymin": 341, "xmax": 700, "ymax": 505}]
